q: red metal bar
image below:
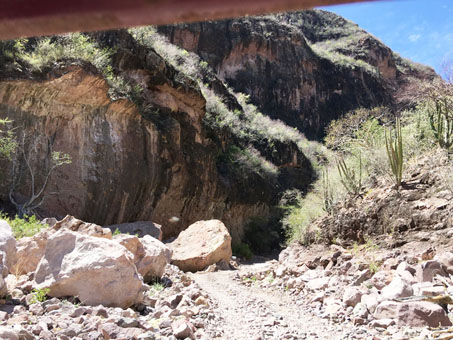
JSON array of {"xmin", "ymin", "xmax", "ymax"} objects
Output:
[{"xmin": 0, "ymin": 0, "xmax": 376, "ymax": 40}]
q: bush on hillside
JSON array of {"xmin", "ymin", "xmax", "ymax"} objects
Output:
[{"xmin": 232, "ymin": 243, "xmax": 253, "ymax": 260}]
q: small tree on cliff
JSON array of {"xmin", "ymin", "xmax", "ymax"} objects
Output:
[
  {"xmin": 8, "ymin": 129, "xmax": 71, "ymax": 217},
  {"xmin": 0, "ymin": 119, "xmax": 17, "ymax": 160}
]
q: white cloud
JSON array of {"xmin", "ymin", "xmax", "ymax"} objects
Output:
[{"xmin": 409, "ymin": 34, "xmax": 421, "ymax": 42}]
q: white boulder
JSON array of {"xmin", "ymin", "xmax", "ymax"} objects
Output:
[
  {"xmin": 34, "ymin": 230, "xmax": 145, "ymax": 308},
  {"xmin": 115, "ymin": 234, "xmax": 171, "ymax": 281},
  {"xmin": 170, "ymin": 220, "xmax": 232, "ymax": 272},
  {"xmin": 0, "ymin": 220, "xmax": 16, "ymax": 274},
  {"xmin": 11, "ymin": 230, "xmax": 49, "ymax": 276}
]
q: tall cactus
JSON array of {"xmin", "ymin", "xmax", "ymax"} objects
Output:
[
  {"xmin": 429, "ymin": 98, "xmax": 453, "ymax": 149},
  {"xmin": 321, "ymin": 166, "xmax": 334, "ymax": 214},
  {"xmin": 385, "ymin": 117, "xmax": 403, "ymax": 188}
]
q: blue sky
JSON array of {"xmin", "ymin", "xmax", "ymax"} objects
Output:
[{"xmin": 319, "ymin": 0, "xmax": 453, "ymax": 76}]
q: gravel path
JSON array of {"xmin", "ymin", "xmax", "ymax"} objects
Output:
[{"xmin": 190, "ymin": 266, "xmax": 360, "ymax": 340}]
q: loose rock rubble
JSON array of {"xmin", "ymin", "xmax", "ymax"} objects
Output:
[
  {"xmin": 5, "ymin": 209, "xmax": 453, "ymax": 339},
  {"xmin": 0, "ymin": 264, "xmax": 219, "ymax": 340},
  {"xmin": 237, "ymin": 241, "xmax": 453, "ymax": 339},
  {"xmin": 0, "ymin": 216, "xmax": 233, "ymax": 340}
]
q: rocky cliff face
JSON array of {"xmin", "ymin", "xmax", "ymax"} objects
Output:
[
  {"xmin": 0, "ymin": 10, "xmax": 437, "ymax": 246},
  {"xmin": 0, "ymin": 30, "xmax": 312, "ymax": 243},
  {"xmin": 159, "ymin": 9, "xmax": 437, "ymax": 139}
]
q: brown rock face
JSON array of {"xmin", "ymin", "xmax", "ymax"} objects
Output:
[
  {"xmin": 159, "ymin": 10, "xmax": 436, "ymax": 139},
  {"xmin": 170, "ymin": 219, "xmax": 232, "ymax": 272}
]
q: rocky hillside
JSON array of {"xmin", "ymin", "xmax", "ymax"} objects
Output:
[
  {"xmin": 0, "ymin": 10, "xmax": 436, "ymax": 247},
  {"xmin": 159, "ymin": 9, "xmax": 436, "ymax": 139}
]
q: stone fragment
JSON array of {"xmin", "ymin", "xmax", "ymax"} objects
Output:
[
  {"xmin": 34, "ymin": 230, "xmax": 144, "ymax": 308},
  {"xmin": 342, "ymin": 287, "xmax": 363, "ymax": 307},
  {"xmin": 352, "ymin": 302, "xmax": 369, "ymax": 319},
  {"xmin": 381, "ymin": 276, "xmax": 413, "ymax": 300},
  {"xmin": 396, "ymin": 261, "xmax": 416, "ymax": 276},
  {"xmin": 115, "ymin": 234, "xmax": 171, "ymax": 281},
  {"xmin": 17, "ymin": 329, "xmax": 34, "ymax": 340},
  {"xmin": 361, "ymin": 294, "xmax": 380, "ymax": 314},
  {"xmin": 307, "ymin": 277, "xmax": 329, "ymax": 290},
  {"xmin": 418, "ymin": 285, "xmax": 446, "ymax": 297},
  {"xmin": 369, "ymin": 319, "xmax": 396, "ymax": 329},
  {"xmin": 53, "ymin": 215, "xmax": 112, "ymax": 239},
  {"xmin": 375, "ymin": 300, "xmax": 452, "ymax": 327},
  {"xmin": 194, "ymin": 296, "xmax": 208, "ymax": 306},
  {"xmin": 300, "ymin": 269, "xmax": 321, "ymax": 282},
  {"xmin": 369, "ymin": 270, "xmax": 394, "ymax": 290},
  {"xmin": 171, "ymin": 319, "xmax": 194, "ymax": 339},
  {"xmin": 0, "ymin": 275, "xmax": 6, "ymax": 297},
  {"xmin": 170, "ymin": 220, "xmax": 232, "ymax": 272},
  {"xmin": 166, "ymin": 294, "xmax": 183, "ymax": 309},
  {"xmin": 117, "ymin": 318, "xmax": 139, "ymax": 328},
  {"xmin": 416, "ymin": 260, "xmax": 447, "ymax": 282},
  {"xmin": 29, "ymin": 303, "xmax": 44, "ymax": 316},
  {"xmin": 352, "ymin": 269, "xmax": 372, "ymax": 286}
]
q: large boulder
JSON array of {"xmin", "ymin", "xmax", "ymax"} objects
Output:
[
  {"xmin": 106, "ymin": 221, "xmax": 163, "ymax": 240},
  {"xmin": 375, "ymin": 300, "xmax": 452, "ymax": 327},
  {"xmin": 11, "ymin": 216, "xmax": 113, "ymax": 276},
  {"xmin": 11, "ymin": 230, "xmax": 49, "ymax": 276},
  {"xmin": 170, "ymin": 220, "xmax": 232, "ymax": 272},
  {"xmin": 115, "ymin": 234, "xmax": 171, "ymax": 281},
  {"xmin": 0, "ymin": 220, "xmax": 16, "ymax": 274},
  {"xmin": 34, "ymin": 230, "xmax": 145, "ymax": 308}
]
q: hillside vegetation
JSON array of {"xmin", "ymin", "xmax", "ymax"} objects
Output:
[{"xmin": 282, "ymin": 75, "xmax": 453, "ymax": 247}]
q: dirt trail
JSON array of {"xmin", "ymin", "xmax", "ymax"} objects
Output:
[{"xmin": 190, "ymin": 264, "xmax": 357, "ymax": 340}]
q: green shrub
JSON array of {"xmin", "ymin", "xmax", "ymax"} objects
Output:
[
  {"xmin": 232, "ymin": 243, "xmax": 253, "ymax": 260},
  {"xmin": 14, "ymin": 34, "xmax": 137, "ymax": 100},
  {"xmin": 21, "ymin": 34, "xmax": 112, "ymax": 72},
  {"xmin": 30, "ymin": 288, "xmax": 50, "ymax": 304},
  {"xmin": 1, "ymin": 214, "xmax": 46, "ymax": 239},
  {"xmin": 223, "ymin": 145, "xmax": 278, "ymax": 179},
  {"xmin": 149, "ymin": 280, "xmax": 165, "ymax": 296},
  {"xmin": 281, "ymin": 190, "xmax": 323, "ymax": 246},
  {"xmin": 310, "ymin": 43, "xmax": 379, "ymax": 76},
  {"xmin": 325, "ymin": 107, "xmax": 390, "ymax": 151}
]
